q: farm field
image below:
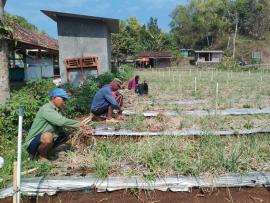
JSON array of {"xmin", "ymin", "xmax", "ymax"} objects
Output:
[
  {"xmin": 1, "ymin": 67, "xmax": 270, "ymax": 202},
  {"xmin": 49, "ymin": 68, "xmax": 270, "ymax": 179}
]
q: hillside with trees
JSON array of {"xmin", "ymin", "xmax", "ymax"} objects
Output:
[{"xmin": 112, "ymin": 0, "xmax": 270, "ymax": 63}]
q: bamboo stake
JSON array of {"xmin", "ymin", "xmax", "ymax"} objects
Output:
[
  {"xmin": 216, "ymin": 82, "xmax": 219, "ymax": 113},
  {"xmin": 81, "ymin": 116, "xmax": 92, "ymax": 125},
  {"xmin": 194, "ymin": 77, "xmax": 197, "ymax": 92},
  {"xmin": 13, "ymin": 162, "xmax": 17, "ymax": 203}
]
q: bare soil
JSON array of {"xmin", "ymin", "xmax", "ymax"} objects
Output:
[{"xmin": 1, "ymin": 187, "xmax": 269, "ymax": 203}]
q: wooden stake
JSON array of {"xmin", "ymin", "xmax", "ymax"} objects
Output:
[
  {"xmin": 13, "ymin": 162, "xmax": 17, "ymax": 203},
  {"xmin": 81, "ymin": 116, "xmax": 92, "ymax": 125},
  {"xmin": 194, "ymin": 77, "xmax": 197, "ymax": 92},
  {"xmin": 216, "ymin": 82, "xmax": 219, "ymax": 113}
]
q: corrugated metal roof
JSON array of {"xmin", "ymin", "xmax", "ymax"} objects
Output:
[
  {"xmin": 41, "ymin": 10, "xmax": 119, "ymax": 33},
  {"xmin": 11, "ymin": 24, "xmax": 58, "ymax": 51}
]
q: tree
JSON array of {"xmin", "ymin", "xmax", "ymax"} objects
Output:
[
  {"xmin": 170, "ymin": 0, "xmax": 228, "ymax": 49},
  {"xmin": 112, "ymin": 16, "xmax": 176, "ymax": 60},
  {"xmin": 236, "ymin": 0, "xmax": 270, "ymax": 39},
  {"xmin": 112, "ymin": 17, "xmax": 142, "ymax": 60},
  {"xmin": 0, "ymin": 0, "xmax": 10, "ymax": 104}
]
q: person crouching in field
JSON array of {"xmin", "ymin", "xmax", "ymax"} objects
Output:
[
  {"xmin": 128, "ymin": 75, "xmax": 140, "ymax": 90},
  {"xmin": 135, "ymin": 80, "xmax": 149, "ymax": 96},
  {"xmin": 91, "ymin": 78, "xmax": 124, "ymax": 123},
  {"xmin": 25, "ymin": 88, "xmax": 88, "ymax": 161}
]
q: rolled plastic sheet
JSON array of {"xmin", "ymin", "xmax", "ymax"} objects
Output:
[
  {"xmin": 94, "ymin": 127, "xmax": 270, "ymax": 137},
  {"xmin": 137, "ymin": 99, "xmax": 208, "ymax": 105},
  {"xmin": 123, "ymin": 108, "xmax": 270, "ymax": 117},
  {"xmin": 0, "ymin": 172, "xmax": 269, "ymax": 198}
]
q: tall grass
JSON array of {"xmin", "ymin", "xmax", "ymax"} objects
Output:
[{"xmin": 71, "ymin": 134, "xmax": 270, "ymax": 180}]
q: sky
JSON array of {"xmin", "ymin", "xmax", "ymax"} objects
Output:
[{"xmin": 5, "ymin": 0, "xmax": 187, "ymax": 38}]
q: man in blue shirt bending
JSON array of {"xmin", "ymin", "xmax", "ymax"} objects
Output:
[{"xmin": 91, "ymin": 78, "xmax": 123, "ymax": 122}]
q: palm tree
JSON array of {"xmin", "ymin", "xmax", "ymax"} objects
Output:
[{"xmin": 0, "ymin": 0, "xmax": 10, "ymax": 104}]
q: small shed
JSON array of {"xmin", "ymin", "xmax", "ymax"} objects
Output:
[
  {"xmin": 180, "ymin": 49, "xmax": 194, "ymax": 58},
  {"xmin": 136, "ymin": 51, "xmax": 172, "ymax": 68},
  {"xmin": 9, "ymin": 24, "xmax": 59, "ymax": 81},
  {"xmin": 194, "ymin": 50, "xmax": 223, "ymax": 65},
  {"xmin": 42, "ymin": 10, "xmax": 119, "ymax": 84}
]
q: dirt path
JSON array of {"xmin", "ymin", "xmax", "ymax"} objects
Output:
[{"xmin": 1, "ymin": 187, "xmax": 269, "ymax": 203}]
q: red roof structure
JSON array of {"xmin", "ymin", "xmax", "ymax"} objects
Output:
[{"xmin": 11, "ymin": 24, "xmax": 58, "ymax": 52}]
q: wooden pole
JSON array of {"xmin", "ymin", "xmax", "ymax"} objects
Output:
[
  {"xmin": 13, "ymin": 162, "xmax": 17, "ymax": 203},
  {"xmin": 216, "ymin": 82, "xmax": 219, "ymax": 113},
  {"xmin": 194, "ymin": 77, "xmax": 197, "ymax": 93}
]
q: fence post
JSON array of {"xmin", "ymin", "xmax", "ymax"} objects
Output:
[
  {"xmin": 215, "ymin": 82, "xmax": 219, "ymax": 113},
  {"xmin": 194, "ymin": 77, "xmax": 197, "ymax": 93}
]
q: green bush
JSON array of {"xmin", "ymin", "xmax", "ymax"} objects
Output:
[
  {"xmin": 63, "ymin": 80, "xmax": 99, "ymax": 117},
  {"xmin": 0, "ymin": 80, "xmax": 54, "ymax": 139},
  {"xmin": 95, "ymin": 72, "xmax": 115, "ymax": 87},
  {"xmin": 115, "ymin": 64, "xmax": 134, "ymax": 81}
]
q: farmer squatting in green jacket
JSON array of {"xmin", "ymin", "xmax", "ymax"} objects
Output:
[{"xmin": 25, "ymin": 88, "xmax": 87, "ymax": 161}]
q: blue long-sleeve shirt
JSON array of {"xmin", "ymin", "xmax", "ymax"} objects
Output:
[{"xmin": 91, "ymin": 85, "xmax": 120, "ymax": 111}]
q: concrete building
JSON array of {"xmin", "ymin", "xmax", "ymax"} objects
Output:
[
  {"xmin": 42, "ymin": 10, "xmax": 119, "ymax": 84},
  {"xmin": 194, "ymin": 50, "xmax": 223, "ymax": 65}
]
